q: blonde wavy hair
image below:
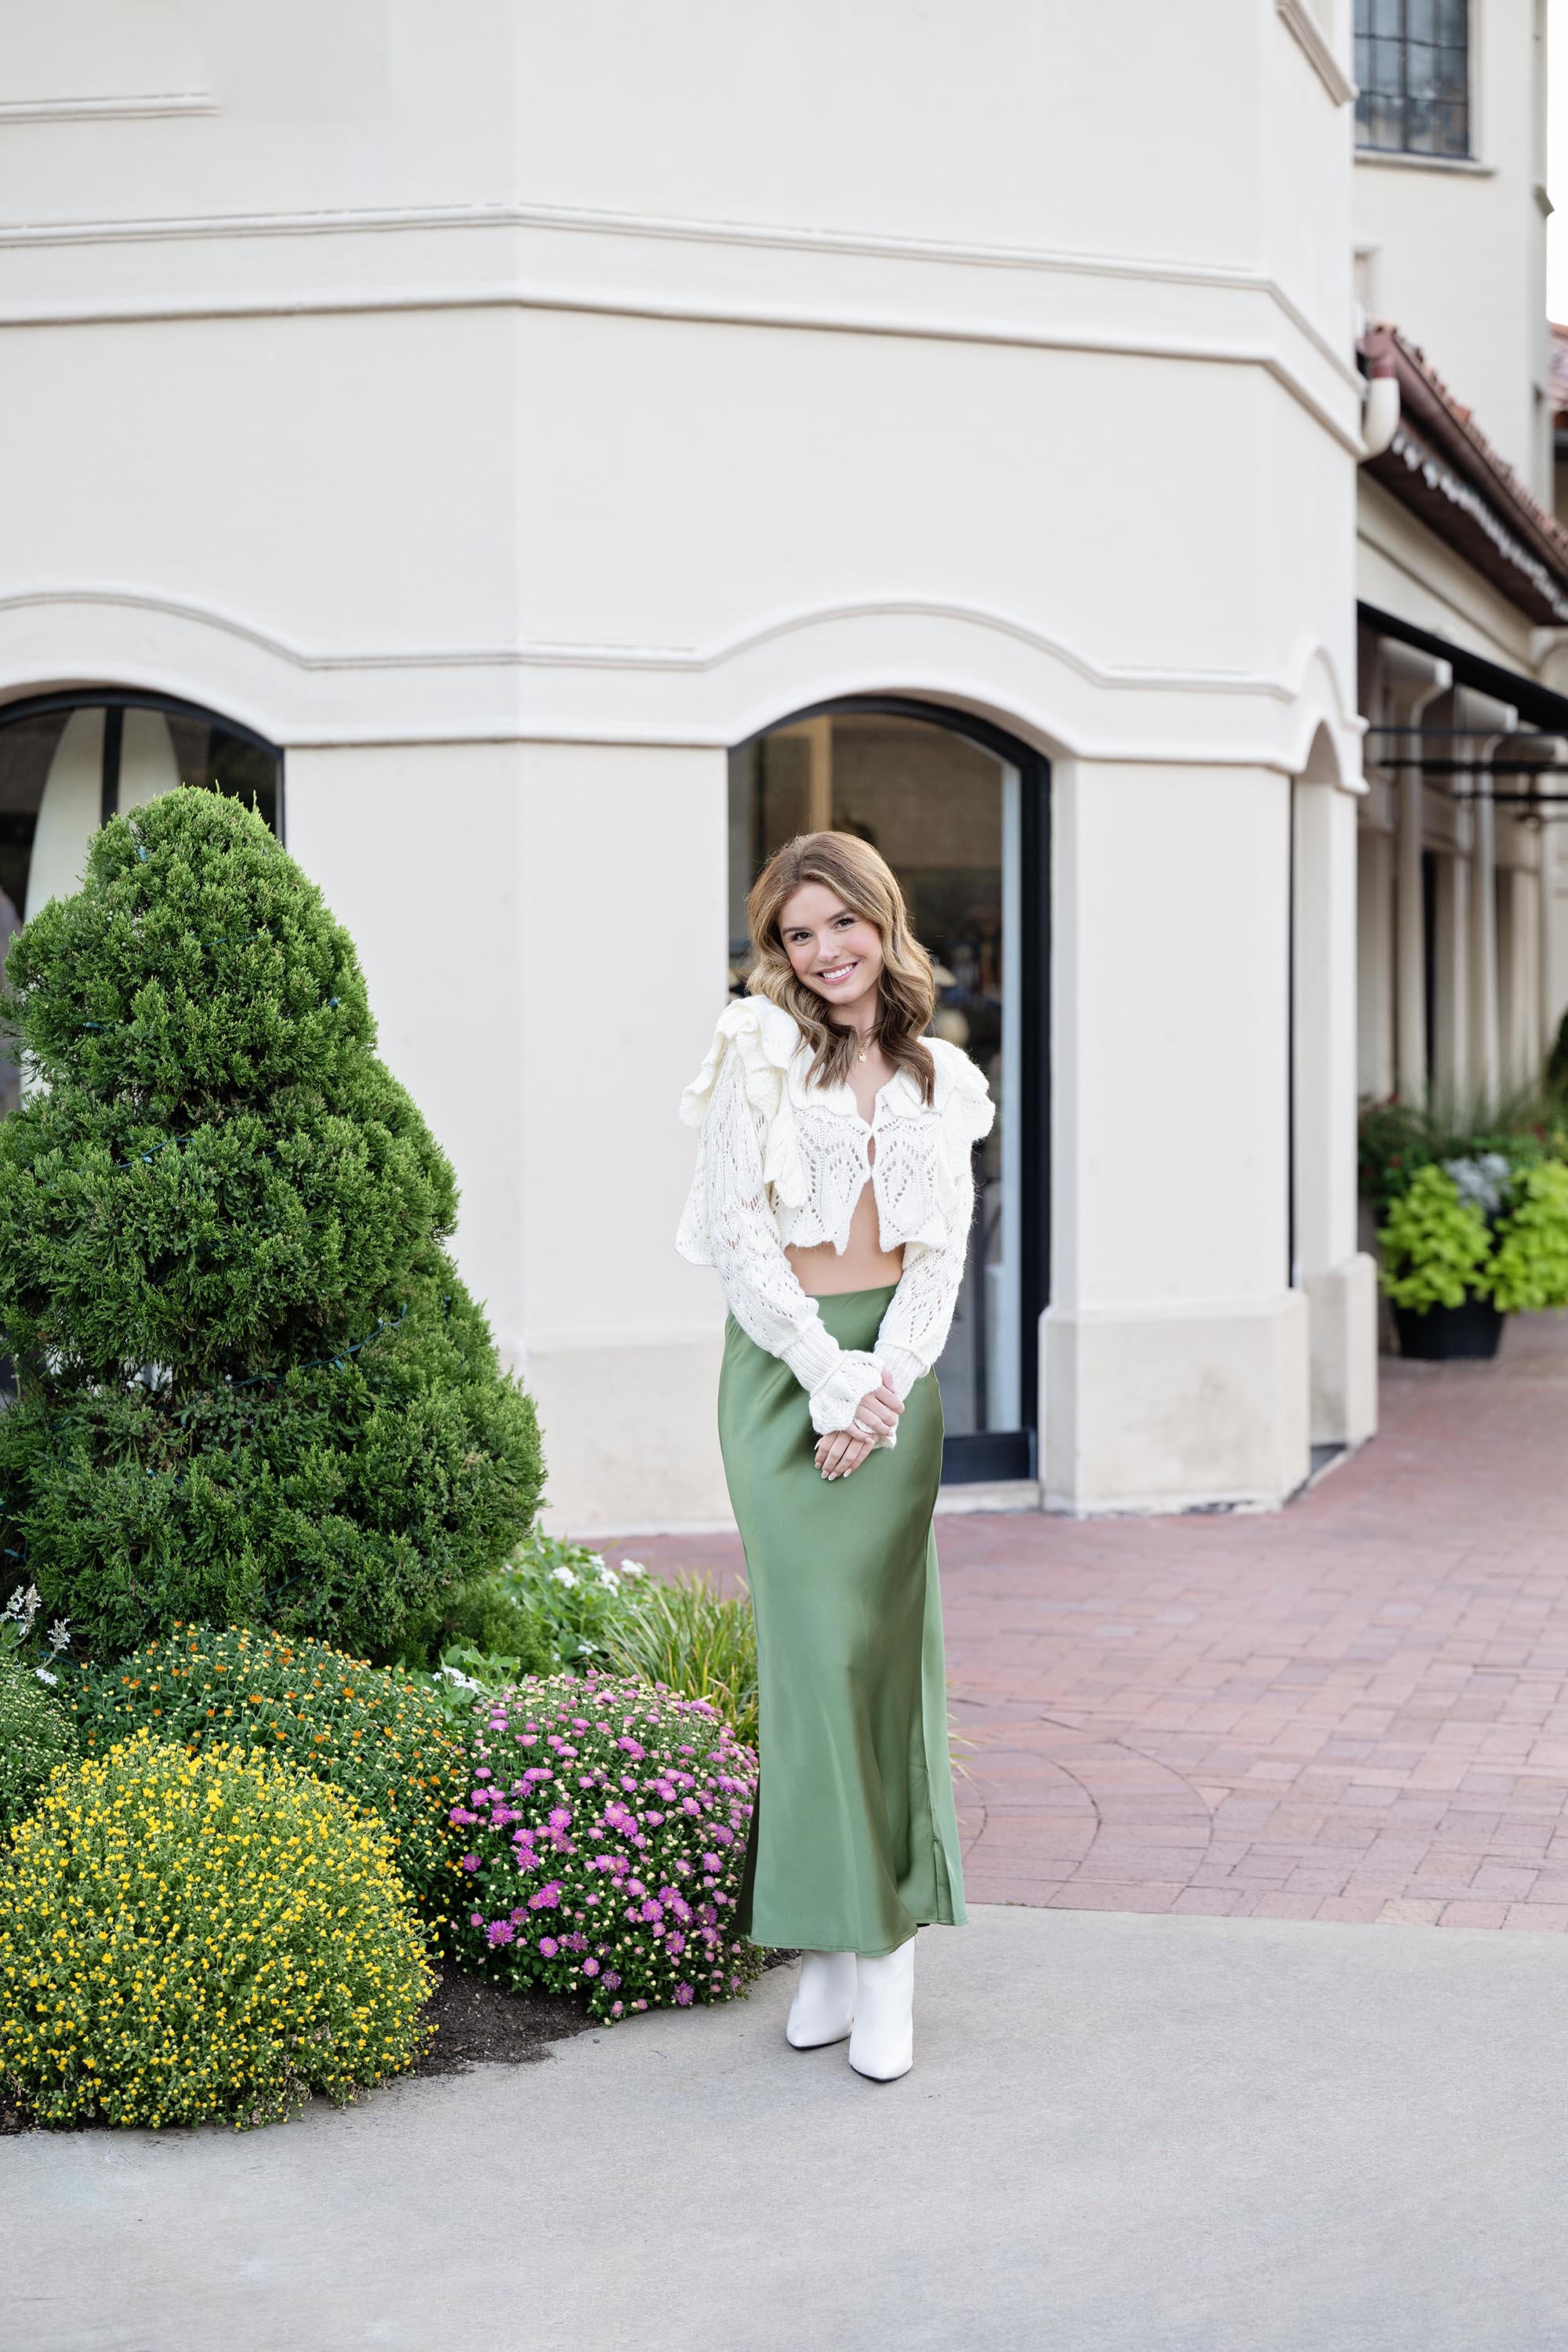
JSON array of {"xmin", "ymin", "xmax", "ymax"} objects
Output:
[{"xmin": 745, "ymin": 831, "xmax": 936, "ymax": 1102}]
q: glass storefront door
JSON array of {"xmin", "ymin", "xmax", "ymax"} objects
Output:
[{"xmin": 728, "ymin": 701, "xmax": 1047, "ymax": 1480}]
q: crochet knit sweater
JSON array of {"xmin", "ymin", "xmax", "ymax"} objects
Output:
[{"xmin": 676, "ymin": 995, "xmax": 996, "ymax": 1439}]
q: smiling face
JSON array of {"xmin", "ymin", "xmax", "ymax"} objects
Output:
[{"xmin": 778, "ymin": 881, "xmax": 886, "ymax": 1019}]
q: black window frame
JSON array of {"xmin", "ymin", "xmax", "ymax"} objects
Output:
[
  {"xmin": 1355, "ymin": 0, "xmax": 1471, "ymax": 159},
  {"xmin": 0, "ymin": 688, "xmax": 285, "ymax": 887}
]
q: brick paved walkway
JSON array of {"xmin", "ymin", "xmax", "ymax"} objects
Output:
[{"xmin": 612, "ymin": 1312, "xmax": 1568, "ymax": 1932}]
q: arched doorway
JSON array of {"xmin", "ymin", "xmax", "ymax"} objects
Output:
[
  {"xmin": 0, "ymin": 688, "xmax": 283, "ymax": 1115},
  {"xmin": 729, "ymin": 696, "xmax": 1049, "ymax": 1483}
]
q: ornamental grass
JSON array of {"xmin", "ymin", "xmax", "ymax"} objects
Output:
[
  {"xmin": 455, "ymin": 1673, "xmax": 762, "ymax": 2023},
  {"xmin": 602, "ymin": 1570, "xmax": 759, "ymax": 1753},
  {"xmin": 0, "ymin": 1732, "xmax": 433, "ymax": 2130},
  {"xmin": 73, "ymin": 1625, "xmax": 466, "ymax": 1926}
]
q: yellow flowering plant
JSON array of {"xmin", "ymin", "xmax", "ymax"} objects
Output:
[
  {"xmin": 72, "ymin": 1626, "xmax": 466, "ymax": 1929},
  {"xmin": 0, "ymin": 1732, "xmax": 433, "ymax": 2130}
]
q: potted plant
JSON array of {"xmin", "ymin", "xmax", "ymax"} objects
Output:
[{"xmin": 1359, "ymin": 1097, "xmax": 1568, "ymax": 1360}]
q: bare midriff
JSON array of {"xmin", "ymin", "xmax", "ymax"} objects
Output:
[{"xmin": 786, "ymin": 1160, "xmax": 904, "ymax": 1298}]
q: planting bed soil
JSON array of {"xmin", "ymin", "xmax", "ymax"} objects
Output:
[{"xmin": 414, "ymin": 1965, "xmax": 593, "ymax": 2078}]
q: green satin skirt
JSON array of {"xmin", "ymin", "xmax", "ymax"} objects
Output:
[{"xmin": 721, "ymin": 1282, "xmax": 967, "ymax": 1957}]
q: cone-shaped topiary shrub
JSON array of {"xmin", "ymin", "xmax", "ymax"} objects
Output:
[{"xmin": 0, "ymin": 788, "xmax": 542, "ymax": 1662}]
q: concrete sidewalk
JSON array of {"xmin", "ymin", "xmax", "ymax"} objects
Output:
[{"xmin": 9, "ymin": 1903, "xmax": 1568, "ymax": 2352}]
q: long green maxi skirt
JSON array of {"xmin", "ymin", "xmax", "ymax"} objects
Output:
[{"xmin": 722, "ymin": 1282, "xmax": 967, "ymax": 1957}]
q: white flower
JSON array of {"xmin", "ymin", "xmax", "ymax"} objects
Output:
[
  {"xmin": 619, "ymin": 1559, "xmax": 648, "ymax": 1578},
  {"xmin": 596, "ymin": 1565, "xmax": 621, "ymax": 1590},
  {"xmin": 5, "ymin": 1584, "xmax": 40, "ymax": 1634},
  {"xmin": 437, "ymin": 1665, "xmax": 480, "ymax": 1691},
  {"xmin": 550, "ymin": 1565, "xmax": 579, "ymax": 1588},
  {"xmin": 47, "ymin": 1620, "xmax": 71, "ymax": 1653},
  {"xmin": 33, "ymin": 1665, "xmax": 57, "ymax": 1686}
]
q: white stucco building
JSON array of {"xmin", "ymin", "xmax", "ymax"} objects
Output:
[
  {"xmin": 1352, "ymin": 2, "xmax": 1568, "ymax": 1134},
  {"xmin": 1, "ymin": 3, "xmax": 1553, "ymax": 1534}
]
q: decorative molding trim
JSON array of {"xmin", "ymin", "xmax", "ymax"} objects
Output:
[
  {"xmin": 0, "ymin": 585, "xmax": 1302, "ymax": 700},
  {"xmin": 1276, "ymin": 0, "xmax": 1356, "ymax": 107},
  {"xmin": 0, "ymin": 194, "xmax": 1363, "ymax": 397},
  {"xmin": 517, "ymin": 600, "xmax": 1310, "ymax": 704},
  {"xmin": 0, "ymin": 287, "xmax": 1366, "ymax": 456},
  {"xmin": 1354, "ymin": 147, "xmax": 1494, "ymax": 176},
  {"xmin": 0, "ymin": 93, "xmax": 213, "ymax": 124},
  {"xmin": 0, "ymin": 585, "xmax": 1365, "ymax": 779}
]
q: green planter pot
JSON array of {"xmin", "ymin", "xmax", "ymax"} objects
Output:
[{"xmin": 1392, "ymin": 1295, "xmax": 1504, "ymax": 1362}]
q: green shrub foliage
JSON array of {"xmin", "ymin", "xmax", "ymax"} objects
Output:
[
  {"xmin": 1376, "ymin": 1163, "xmax": 1492, "ymax": 1311},
  {"xmin": 0, "ymin": 1653, "xmax": 77, "ymax": 1837},
  {"xmin": 74, "ymin": 1624, "xmax": 466, "ymax": 1923},
  {"xmin": 0, "ymin": 789, "xmax": 542, "ymax": 1660},
  {"xmin": 1487, "ymin": 1160, "xmax": 1568, "ymax": 1314},
  {"xmin": 0, "ymin": 1731, "xmax": 431, "ymax": 2129},
  {"xmin": 408, "ymin": 1532, "xmax": 651, "ymax": 1682}
]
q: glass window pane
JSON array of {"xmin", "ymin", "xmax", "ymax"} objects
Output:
[
  {"xmin": 0, "ymin": 712, "xmax": 66, "ymax": 1116},
  {"xmin": 1362, "ymin": 89, "xmax": 1399, "ymax": 147},
  {"xmin": 1432, "ymin": 41, "xmax": 1467, "ymax": 99},
  {"xmin": 1435, "ymin": 97, "xmax": 1468, "ymax": 154},
  {"xmin": 1369, "ymin": 35, "xmax": 1404, "ymax": 94},
  {"xmin": 1407, "ymin": 0, "xmax": 1436, "ymax": 39},
  {"xmin": 1406, "ymin": 40, "xmax": 1438, "ymax": 97},
  {"xmin": 1370, "ymin": 0, "xmax": 1403, "ymax": 42},
  {"xmin": 0, "ymin": 695, "xmax": 283, "ymax": 989},
  {"xmin": 1436, "ymin": 0, "xmax": 1467, "ymax": 45}
]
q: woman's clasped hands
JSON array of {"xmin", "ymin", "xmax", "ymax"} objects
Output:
[{"xmin": 816, "ymin": 1377, "xmax": 904, "ymax": 1480}]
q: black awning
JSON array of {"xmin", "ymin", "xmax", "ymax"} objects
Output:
[{"xmin": 1359, "ymin": 601, "xmax": 1568, "ymax": 731}]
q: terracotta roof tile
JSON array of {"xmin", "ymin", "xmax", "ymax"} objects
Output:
[{"xmin": 1361, "ymin": 321, "xmax": 1568, "ymax": 621}]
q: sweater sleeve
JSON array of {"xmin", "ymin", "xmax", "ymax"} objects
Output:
[
  {"xmin": 699, "ymin": 1041, "xmax": 884, "ymax": 1436},
  {"xmin": 874, "ymin": 1041, "xmax": 993, "ymax": 1404},
  {"xmin": 874, "ymin": 1202, "xmax": 974, "ymax": 1403}
]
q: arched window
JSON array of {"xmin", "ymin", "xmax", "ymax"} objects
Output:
[
  {"xmin": 0, "ymin": 690, "xmax": 282, "ymax": 1114},
  {"xmin": 730, "ymin": 698, "xmax": 1049, "ymax": 1485}
]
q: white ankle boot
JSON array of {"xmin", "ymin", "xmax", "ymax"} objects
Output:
[
  {"xmin": 786, "ymin": 1950, "xmax": 857, "ymax": 2049},
  {"xmin": 848, "ymin": 1937, "xmax": 915, "ymax": 2081}
]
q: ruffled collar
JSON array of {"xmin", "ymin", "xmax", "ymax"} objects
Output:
[{"xmin": 740, "ymin": 996, "xmax": 931, "ymax": 1122}]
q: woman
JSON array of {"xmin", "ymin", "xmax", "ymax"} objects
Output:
[{"xmin": 677, "ymin": 830, "xmax": 993, "ymax": 2082}]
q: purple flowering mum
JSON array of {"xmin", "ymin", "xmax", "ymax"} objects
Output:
[{"xmin": 452, "ymin": 1671, "xmax": 760, "ymax": 2024}]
